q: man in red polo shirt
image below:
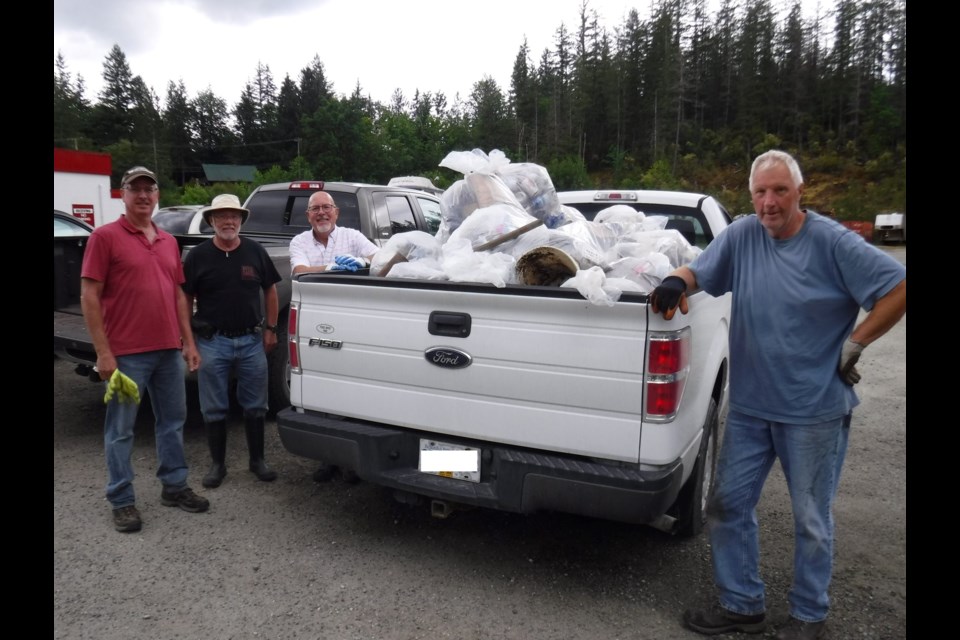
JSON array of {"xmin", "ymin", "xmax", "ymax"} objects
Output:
[{"xmin": 81, "ymin": 166, "xmax": 209, "ymax": 533}]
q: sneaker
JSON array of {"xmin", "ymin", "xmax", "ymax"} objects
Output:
[
  {"xmin": 160, "ymin": 486, "xmax": 210, "ymax": 513},
  {"xmin": 683, "ymin": 603, "xmax": 767, "ymax": 635},
  {"xmin": 112, "ymin": 505, "xmax": 142, "ymax": 533},
  {"xmin": 775, "ymin": 617, "xmax": 826, "ymax": 640}
]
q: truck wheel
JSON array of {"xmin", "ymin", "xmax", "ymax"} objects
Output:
[
  {"xmin": 266, "ymin": 311, "xmax": 291, "ymax": 415},
  {"xmin": 671, "ymin": 397, "xmax": 720, "ymax": 538}
]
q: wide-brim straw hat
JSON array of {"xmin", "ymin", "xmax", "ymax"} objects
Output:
[{"xmin": 202, "ymin": 193, "xmax": 249, "ymax": 225}]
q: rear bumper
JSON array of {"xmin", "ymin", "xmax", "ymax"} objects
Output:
[
  {"xmin": 277, "ymin": 408, "xmax": 685, "ymax": 525},
  {"xmin": 53, "ymin": 311, "xmax": 97, "ymax": 368}
]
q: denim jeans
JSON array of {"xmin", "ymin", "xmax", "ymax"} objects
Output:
[
  {"xmin": 196, "ymin": 332, "xmax": 268, "ymax": 422},
  {"xmin": 707, "ymin": 410, "xmax": 850, "ymax": 623},
  {"xmin": 104, "ymin": 349, "xmax": 188, "ymax": 508}
]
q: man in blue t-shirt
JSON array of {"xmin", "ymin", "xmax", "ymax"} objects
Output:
[{"xmin": 650, "ymin": 150, "xmax": 906, "ymax": 640}]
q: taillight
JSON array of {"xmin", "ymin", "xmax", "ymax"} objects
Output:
[
  {"xmin": 288, "ymin": 304, "xmax": 300, "ymax": 373},
  {"xmin": 289, "ymin": 181, "xmax": 324, "ymax": 190},
  {"xmin": 645, "ymin": 328, "xmax": 690, "ymax": 422}
]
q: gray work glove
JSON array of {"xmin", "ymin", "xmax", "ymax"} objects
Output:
[{"xmin": 839, "ymin": 339, "xmax": 865, "ymax": 385}]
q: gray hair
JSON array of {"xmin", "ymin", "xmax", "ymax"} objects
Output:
[{"xmin": 749, "ymin": 150, "xmax": 804, "ymax": 191}]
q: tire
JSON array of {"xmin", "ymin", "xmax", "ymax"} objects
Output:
[
  {"xmin": 670, "ymin": 397, "xmax": 720, "ymax": 538},
  {"xmin": 266, "ymin": 311, "xmax": 291, "ymax": 416}
]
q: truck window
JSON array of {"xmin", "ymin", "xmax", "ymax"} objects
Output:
[
  {"xmin": 243, "ymin": 191, "xmax": 292, "ymax": 233},
  {"xmin": 288, "ymin": 192, "xmax": 361, "ymax": 232},
  {"xmin": 385, "ymin": 195, "xmax": 418, "ymax": 234},
  {"xmin": 417, "ymin": 196, "xmax": 442, "ymax": 235}
]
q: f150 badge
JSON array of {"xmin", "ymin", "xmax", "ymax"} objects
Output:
[
  {"xmin": 308, "ymin": 338, "xmax": 342, "ymax": 349},
  {"xmin": 424, "ymin": 347, "xmax": 472, "ymax": 369}
]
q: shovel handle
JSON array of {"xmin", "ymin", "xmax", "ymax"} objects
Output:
[{"xmin": 471, "ymin": 219, "xmax": 544, "ymax": 252}]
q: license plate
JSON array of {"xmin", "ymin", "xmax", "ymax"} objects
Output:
[{"xmin": 419, "ymin": 439, "xmax": 480, "ymax": 483}]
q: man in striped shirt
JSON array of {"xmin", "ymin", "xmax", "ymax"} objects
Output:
[{"xmin": 289, "ymin": 190, "xmax": 378, "ymax": 274}]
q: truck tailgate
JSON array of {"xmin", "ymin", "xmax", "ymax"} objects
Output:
[{"xmin": 291, "ymin": 277, "xmax": 649, "ymax": 462}]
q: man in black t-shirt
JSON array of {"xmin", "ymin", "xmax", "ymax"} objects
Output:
[{"xmin": 182, "ymin": 194, "xmax": 283, "ymax": 488}]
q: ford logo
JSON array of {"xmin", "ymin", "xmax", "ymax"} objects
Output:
[
  {"xmin": 315, "ymin": 324, "xmax": 335, "ymax": 334},
  {"xmin": 424, "ymin": 347, "xmax": 472, "ymax": 369}
]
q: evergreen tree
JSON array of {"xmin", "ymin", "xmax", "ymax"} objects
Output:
[
  {"xmin": 510, "ymin": 38, "xmax": 537, "ymax": 160},
  {"xmin": 299, "ymin": 55, "xmax": 332, "ymax": 118},
  {"xmin": 163, "ymin": 80, "xmax": 197, "ymax": 184},
  {"xmin": 88, "ymin": 44, "xmax": 136, "ymax": 147},
  {"xmin": 232, "ymin": 83, "xmax": 259, "ymax": 164},
  {"xmin": 276, "ymin": 74, "xmax": 302, "ymax": 167},
  {"xmin": 54, "ymin": 52, "xmax": 90, "ymax": 149},
  {"xmin": 468, "ymin": 76, "xmax": 512, "ymax": 153},
  {"xmin": 616, "ymin": 10, "xmax": 647, "ymax": 163},
  {"xmin": 193, "ymin": 88, "xmax": 233, "ymax": 164},
  {"xmin": 735, "ymin": 0, "xmax": 778, "ymax": 152}
]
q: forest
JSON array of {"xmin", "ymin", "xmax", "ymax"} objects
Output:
[{"xmin": 53, "ymin": 0, "xmax": 905, "ymax": 219}]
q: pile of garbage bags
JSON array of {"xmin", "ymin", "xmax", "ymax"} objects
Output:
[{"xmin": 369, "ymin": 149, "xmax": 701, "ymax": 306}]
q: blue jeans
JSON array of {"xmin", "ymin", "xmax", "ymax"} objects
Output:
[
  {"xmin": 104, "ymin": 349, "xmax": 188, "ymax": 508},
  {"xmin": 196, "ymin": 333, "xmax": 268, "ymax": 422},
  {"xmin": 708, "ymin": 410, "xmax": 850, "ymax": 623}
]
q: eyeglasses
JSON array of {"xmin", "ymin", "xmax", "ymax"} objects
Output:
[
  {"xmin": 123, "ymin": 186, "xmax": 159, "ymax": 194},
  {"xmin": 306, "ymin": 204, "xmax": 337, "ymax": 214}
]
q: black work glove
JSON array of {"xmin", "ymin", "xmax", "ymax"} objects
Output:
[
  {"xmin": 839, "ymin": 339, "xmax": 865, "ymax": 385},
  {"xmin": 650, "ymin": 275, "xmax": 689, "ymax": 320}
]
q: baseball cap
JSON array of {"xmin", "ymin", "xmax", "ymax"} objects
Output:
[{"xmin": 121, "ymin": 166, "xmax": 158, "ymax": 187}]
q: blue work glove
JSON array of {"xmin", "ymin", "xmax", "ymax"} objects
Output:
[
  {"xmin": 650, "ymin": 275, "xmax": 689, "ymax": 320},
  {"xmin": 333, "ymin": 255, "xmax": 368, "ymax": 272}
]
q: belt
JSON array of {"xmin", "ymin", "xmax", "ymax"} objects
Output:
[{"xmin": 215, "ymin": 326, "xmax": 261, "ymax": 338}]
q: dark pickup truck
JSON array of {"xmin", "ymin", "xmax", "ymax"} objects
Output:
[{"xmin": 53, "ymin": 180, "xmax": 443, "ymax": 413}]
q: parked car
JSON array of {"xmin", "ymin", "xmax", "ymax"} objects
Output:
[
  {"xmin": 557, "ymin": 189, "xmax": 733, "ymax": 249},
  {"xmin": 54, "ymin": 210, "xmax": 94, "ymax": 364},
  {"xmin": 388, "ymin": 175, "xmax": 444, "ymax": 196},
  {"xmin": 153, "ymin": 205, "xmax": 204, "ymax": 234},
  {"xmin": 874, "ymin": 212, "xmax": 906, "ymax": 244},
  {"xmin": 54, "ymin": 209, "xmax": 94, "ymax": 237}
]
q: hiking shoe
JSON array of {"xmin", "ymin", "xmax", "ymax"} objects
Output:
[
  {"xmin": 112, "ymin": 505, "xmax": 142, "ymax": 532},
  {"xmin": 775, "ymin": 617, "xmax": 826, "ymax": 640},
  {"xmin": 160, "ymin": 487, "xmax": 209, "ymax": 513},
  {"xmin": 683, "ymin": 603, "xmax": 767, "ymax": 635}
]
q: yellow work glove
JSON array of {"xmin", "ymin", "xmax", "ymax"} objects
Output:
[{"xmin": 104, "ymin": 370, "xmax": 141, "ymax": 405}]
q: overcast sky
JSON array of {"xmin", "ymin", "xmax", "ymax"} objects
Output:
[{"xmin": 54, "ymin": 0, "xmax": 820, "ymax": 110}]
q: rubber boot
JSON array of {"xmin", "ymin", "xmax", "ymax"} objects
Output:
[
  {"xmin": 245, "ymin": 414, "xmax": 277, "ymax": 482},
  {"xmin": 202, "ymin": 419, "xmax": 228, "ymax": 488}
]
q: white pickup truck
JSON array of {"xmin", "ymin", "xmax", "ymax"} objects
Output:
[{"xmin": 277, "ymin": 189, "xmax": 733, "ymax": 537}]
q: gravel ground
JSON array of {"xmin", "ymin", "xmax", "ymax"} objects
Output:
[{"xmin": 53, "ymin": 246, "xmax": 905, "ymax": 640}]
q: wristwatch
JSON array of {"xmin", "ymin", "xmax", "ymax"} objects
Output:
[{"xmin": 264, "ymin": 323, "xmax": 279, "ymax": 333}]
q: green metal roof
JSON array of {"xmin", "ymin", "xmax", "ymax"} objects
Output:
[{"xmin": 202, "ymin": 164, "xmax": 257, "ymax": 182}]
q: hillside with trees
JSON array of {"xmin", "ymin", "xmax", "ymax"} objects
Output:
[{"xmin": 53, "ymin": 0, "xmax": 905, "ymax": 220}]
